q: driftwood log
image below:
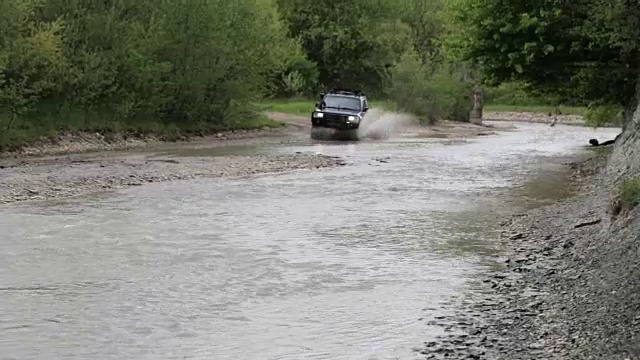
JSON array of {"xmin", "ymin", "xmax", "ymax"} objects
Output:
[{"xmin": 589, "ymin": 133, "xmax": 622, "ymax": 147}]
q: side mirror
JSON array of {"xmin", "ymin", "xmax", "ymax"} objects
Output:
[
  {"xmin": 363, "ymin": 107, "xmax": 368, "ymax": 112},
  {"xmin": 315, "ymin": 103, "xmax": 319, "ymax": 108}
]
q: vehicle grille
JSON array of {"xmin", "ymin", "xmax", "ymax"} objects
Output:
[{"xmin": 325, "ymin": 113, "xmax": 346, "ymax": 122}]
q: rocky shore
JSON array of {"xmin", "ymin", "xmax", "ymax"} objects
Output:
[{"xmin": 416, "ymin": 146, "xmax": 640, "ymax": 360}]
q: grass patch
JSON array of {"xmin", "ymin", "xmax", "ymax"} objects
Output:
[
  {"xmin": 620, "ymin": 178, "xmax": 640, "ymax": 209},
  {"xmin": 484, "ymin": 104, "xmax": 587, "ymax": 116},
  {"xmin": 610, "ymin": 177, "xmax": 640, "ymax": 218}
]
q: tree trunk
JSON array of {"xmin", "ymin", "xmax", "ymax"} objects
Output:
[{"xmin": 621, "ymin": 73, "xmax": 640, "ymax": 133}]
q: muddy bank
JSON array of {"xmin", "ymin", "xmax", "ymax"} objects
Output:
[{"xmin": 416, "ymin": 149, "xmax": 639, "ymax": 359}]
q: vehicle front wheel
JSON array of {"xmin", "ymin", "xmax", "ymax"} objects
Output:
[{"xmin": 310, "ymin": 127, "xmax": 327, "ymax": 140}]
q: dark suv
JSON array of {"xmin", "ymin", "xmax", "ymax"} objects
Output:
[{"xmin": 310, "ymin": 89, "xmax": 369, "ymax": 131}]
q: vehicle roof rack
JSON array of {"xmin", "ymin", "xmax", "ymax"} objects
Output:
[{"xmin": 327, "ymin": 88, "xmax": 365, "ymax": 97}]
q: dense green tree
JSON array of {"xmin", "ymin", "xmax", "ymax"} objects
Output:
[
  {"xmin": 277, "ymin": 0, "xmax": 414, "ymax": 95},
  {"xmin": 399, "ymin": 0, "xmax": 445, "ymax": 71},
  {"xmin": 1, "ymin": 0, "xmax": 480, "ymax": 150},
  {"xmin": 445, "ymin": 0, "xmax": 640, "ymax": 125},
  {"xmin": 0, "ymin": 0, "xmax": 304, "ymax": 149}
]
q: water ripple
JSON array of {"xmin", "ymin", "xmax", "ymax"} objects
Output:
[{"xmin": 0, "ymin": 122, "xmax": 621, "ymax": 359}]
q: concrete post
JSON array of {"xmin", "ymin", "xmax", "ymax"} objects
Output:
[{"xmin": 470, "ymin": 86, "xmax": 484, "ymax": 125}]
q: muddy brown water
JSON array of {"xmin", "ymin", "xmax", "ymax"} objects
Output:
[{"xmin": 0, "ymin": 122, "xmax": 620, "ymax": 359}]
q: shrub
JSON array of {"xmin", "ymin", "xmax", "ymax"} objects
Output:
[
  {"xmin": 611, "ymin": 177, "xmax": 640, "ymax": 218},
  {"xmin": 620, "ymin": 178, "xmax": 640, "ymax": 209},
  {"xmin": 386, "ymin": 49, "xmax": 472, "ymax": 124},
  {"xmin": 584, "ymin": 104, "xmax": 624, "ymax": 128}
]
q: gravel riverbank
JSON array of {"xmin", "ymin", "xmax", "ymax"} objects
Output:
[
  {"xmin": 0, "ymin": 111, "xmax": 503, "ymax": 205},
  {"xmin": 0, "ymin": 151, "xmax": 345, "ymax": 205},
  {"xmin": 417, "ymin": 147, "xmax": 640, "ymax": 360}
]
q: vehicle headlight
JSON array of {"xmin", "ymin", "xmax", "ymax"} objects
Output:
[
  {"xmin": 347, "ymin": 115, "xmax": 359, "ymax": 122},
  {"xmin": 314, "ymin": 112, "xmax": 324, "ymax": 118}
]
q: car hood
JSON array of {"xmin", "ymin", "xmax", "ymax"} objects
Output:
[{"xmin": 315, "ymin": 109, "xmax": 362, "ymax": 116}]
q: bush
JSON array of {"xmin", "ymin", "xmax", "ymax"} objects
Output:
[
  {"xmin": 611, "ymin": 177, "xmax": 640, "ymax": 218},
  {"xmin": 620, "ymin": 178, "xmax": 640, "ymax": 209},
  {"xmin": 269, "ymin": 55, "xmax": 319, "ymax": 98},
  {"xmin": 484, "ymin": 82, "xmax": 545, "ymax": 106},
  {"xmin": 0, "ymin": 0, "xmax": 304, "ymax": 151},
  {"xmin": 386, "ymin": 49, "xmax": 472, "ymax": 124},
  {"xmin": 584, "ymin": 104, "xmax": 624, "ymax": 128}
]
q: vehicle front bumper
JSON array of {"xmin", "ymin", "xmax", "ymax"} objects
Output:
[{"xmin": 311, "ymin": 115, "xmax": 360, "ymax": 130}]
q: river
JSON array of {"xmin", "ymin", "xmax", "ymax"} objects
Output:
[{"xmin": 0, "ymin": 121, "xmax": 620, "ymax": 359}]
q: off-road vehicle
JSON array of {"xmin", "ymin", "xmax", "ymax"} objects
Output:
[{"xmin": 310, "ymin": 89, "xmax": 369, "ymax": 139}]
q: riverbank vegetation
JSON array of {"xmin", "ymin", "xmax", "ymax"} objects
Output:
[
  {"xmin": 0, "ymin": 0, "xmax": 476, "ymax": 151},
  {"xmin": 619, "ymin": 178, "xmax": 640, "ymax": 211},
  {"xmin": 1, "ymin": 0, "xmax": 297, "ymax": 151},
  {"xmin": 1, "ymin": 0, "xmax": 635, "ymax": 151},
  {"xmin": 446, "ymin": 0, "xmax": 638, "ymax": 129}
]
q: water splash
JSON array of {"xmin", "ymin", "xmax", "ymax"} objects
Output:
[
  {"xmin": 356, "ymin": 108, "xmax": 414, "ymax": 140},
  {"xmin": 309, "ymin": 108, "xmax": 415, "ymax": 141}
]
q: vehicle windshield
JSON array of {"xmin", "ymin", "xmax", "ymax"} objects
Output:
[{"xmin": 321, "ymin": 95, "xmax": 361, "ymax": 111}]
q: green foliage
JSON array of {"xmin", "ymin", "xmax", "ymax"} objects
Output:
[
  {"xmin": 620, "ymin": 178, "xmax": 640, "ymax": 210},
  {"xmin": 0, "ymin": 0, "xmax": 299, "ymax": 151},
  {"xmin": 584, "ymin": 104, "xmax": 624, "ymax": 128},
  {"xmin": 400, "ymin": 0, "xmax": 445, "ymax": 69},
  {"xmin": 1, "ymin": 0, "xmax": 480, "ymax": 151},
  {"xmin": 484, "ymin": 83, "xmax": 548, "ymax": 107},
  {"xmin": 483, "ymin": 82, "xmax": 592, "ymax": 117},
  {"xmin": 277, "ymin": 0, "xmax": 415, "ymax": 95},
  {"xmin": 446, "ymin": 0, "xmax": 640, "ymax": 115},
  {"xmin": 276, "ymin": 0, "xmax": 474, "ymax": 122},
  {"xmin": 386, "ymin": 49, "xmax": 472, "ymax": 124}
]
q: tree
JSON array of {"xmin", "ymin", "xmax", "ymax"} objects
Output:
[
  {"xmin": 277, "ymin": 0, "xmax": 413, "ymax": 95},
  {"xmin": 399, "ymin": 0, "xmax": 445, "ymax": 72},
  {"xmin": 386, "ymin": 49, "xmax": 472, "ymax": 124},
  {"xmin": 446, "ymin": 0, "xmax": 640, "ymax": 125}
]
